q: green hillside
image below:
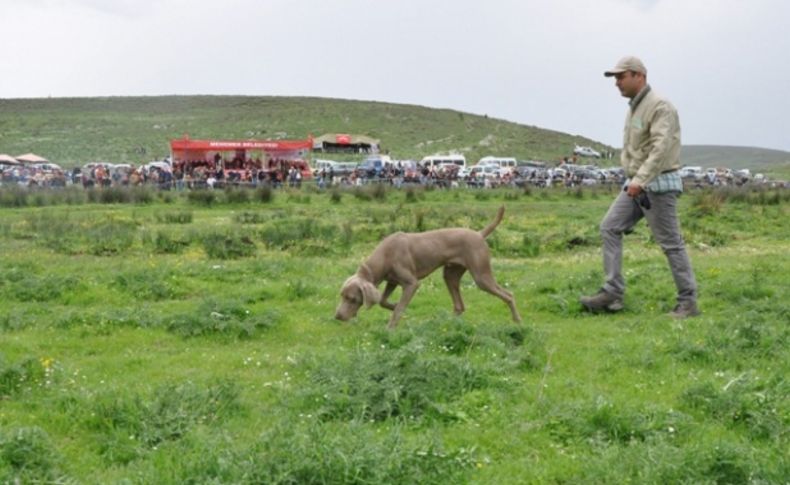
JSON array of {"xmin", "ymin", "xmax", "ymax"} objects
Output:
[
  {"xmin": 0, "ymin": 96, "xmax": 608, "ymax": 167},
  {"xmin": 2, "ymin": 96, "xmax": 789, "ymax": 177},
  {"xmin": 681, "ymin": 145, "xmax": 790, "ymax": 175}
]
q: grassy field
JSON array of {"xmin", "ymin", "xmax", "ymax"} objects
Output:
[{"xmin": 1, "ymin": 184, "xmax": 788, "ymax": 483}]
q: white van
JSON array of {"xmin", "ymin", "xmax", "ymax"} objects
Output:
[
  {"xmin": 679, "ymin": 166, "xmax": 703, "ymax": 179},
  {"xmin": 477, "ymin": 156, "xmax": 517, "ymax": 170},
  {"xmin": 420, "ymin": 154, "xmax": 466, "ymax": 170}
]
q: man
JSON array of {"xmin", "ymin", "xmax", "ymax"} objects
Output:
[{"xmin": 580, "ymin": 56, "xmax": 700, "ymax": 318}]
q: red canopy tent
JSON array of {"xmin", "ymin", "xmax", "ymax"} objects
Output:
[{"xmin": 169, "ymin": 136, "xmax": 314, "ymax": 181}]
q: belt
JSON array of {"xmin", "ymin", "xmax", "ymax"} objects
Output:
[{"xmin": 661, "ymin": 168, "xmax": 679, "ymax": 174}]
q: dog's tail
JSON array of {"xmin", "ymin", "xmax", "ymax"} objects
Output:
[{"xmin": 480, "ymin": 205, "xmax": 505, "ymax": 238}]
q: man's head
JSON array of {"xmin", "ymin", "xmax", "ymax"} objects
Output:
[{"xmin": 604, "ymin": 56, "xmax": 647, "ymax": 99}]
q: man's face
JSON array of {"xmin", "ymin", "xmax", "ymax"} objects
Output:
[{"xmin": 614, "ymin": 71, "xmax": 644, "ymax": 98}]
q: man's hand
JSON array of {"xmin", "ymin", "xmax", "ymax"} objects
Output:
[{"xmin": 625, "ymin": 182, "xmax": 643, "ymax": 198}]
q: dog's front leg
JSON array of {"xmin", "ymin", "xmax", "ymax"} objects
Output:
[
  {"xmin": 379, "ymin": 281, "xmax": 398, "ymax": 311},
  {"xmin": 387, "ymin": 280, "xmax": 420, "ymax": 329}
]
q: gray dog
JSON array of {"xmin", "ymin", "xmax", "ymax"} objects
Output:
[{"xmin": 335, "ymin": 206, "xmax": 522, "ymax": 328}]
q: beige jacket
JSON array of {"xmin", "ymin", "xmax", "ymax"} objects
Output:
[{"xmin": 621, "ymin": 85, "xmax": 681, "ymax": 187}]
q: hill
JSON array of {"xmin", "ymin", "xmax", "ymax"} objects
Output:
[
  {"xmin": 0, "ymin": 95, "xmax": 609, "ymax": 168},
  {"xmin": 681, "ymin": 145, "xmax": 790, "ymax": 175},
  {"xmin": 1, "ymin": 96, "xmax": 789, "ymax": 177}
]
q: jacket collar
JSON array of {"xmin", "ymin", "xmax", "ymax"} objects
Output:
[{"xmin": 629, "ymin": 84, "xmax": 652, "ymax": 111}]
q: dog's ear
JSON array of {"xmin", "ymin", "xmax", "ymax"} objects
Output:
[
  {"xmin": 360, "ymin": 281, "xmax": 381, "ymax": 308},
  {"xmin": 358, "ymin": 263, "xmax": 374, "ymax": 281}
]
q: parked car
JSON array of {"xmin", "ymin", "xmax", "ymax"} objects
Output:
[
  {"xmin": 573, "ymin": 145, "xmax": 601, "ymax": 158},
  {"xmin": 679, "ymin": 166, "xmax": 703, "ymax": 179},
  {"xmin": 476, "ymin": 156, "xmax": 518, "ymax": 170}
]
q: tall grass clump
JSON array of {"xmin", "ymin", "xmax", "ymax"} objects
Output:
[
  {"xmin": 329, "ymin": 187, "xmax": 342, "ymax": 203},
  {"xmin": 148, "ymin": 230, "xmax": 190, "ymax": 254},
  {"xmin": 241, "ymin": 421, "xmax": 477, "ymax": 484},
  {"xmin": 542, "ymin": 397, "xmax": 687, "ymax": 447},
  {"xmin": 155, "ymin": 210, "xmax": 193, "ymax": 224},
  {"xmin": 21, "ymin": 210, "xmax": 138, "ymax": 255},
  {"xmin": 370, "ymin": 182, "xmax": 388, "ymax": 201},
  {"xmin": 234, "ymin": 211, "xmax": 267, "ymax": 224},
  {"xmin": 96, "ymin": 186, "xmax": 132, "ymax": 204},
  {"xmin": 224, "ymin": 187, "xmax": 250, "ymax": 204},
  {"xmin": 142, "ymin": 420, "xmax": 477, "ymax": 484},
  {"xmin": 566, "ymin": 437, "xmax": 780, "ymax": 484},
  {"xmin": 113, "ymin": 268, "xmax": 186, "ymax": 301},
  {"xmin": 254, "ymin": 185, "xmax": 274, "ymax": 203},
  {"xmin": 5, "ymin": 274, "xmax": 80, "ymax": 302},
  {"xmin": 351, "ymin": 186, "xmax": 373, "ymax": 201},
  {"xmin": 164, "ymin": 298, "xmax": 280, "ymax": 338},
  {"xmin": 130, "ymin": 186, "xmax": 155, "ymax": 204},
  {"xmin": 201, "ymin": 230, "xmax": 256, "ymax": 259},
  {"xmin": 258, "ymin": 218, "xmax": 341, "ymax": 252},
  {"xmin": 301, "ymin": 345, "xmax": 486, "ymax": 422},
  {"xmin": 285, "ymin": 280, "xmax": 318, "ymax": 300},
  {"xmin": 0, "ymin": 355, "xmax": 46, "ymax": 397},
  {"xmin": 679, "ymin": 372, "xmax": 788, "ymax": 440},
  {"xmin": 0, "ymin": 427, "xmax": 67, "ymax": 484},
  {"xmin": 296, "ymin": 320, "xmax": 544, "ymax": 423},
  {"xmin": 689, "ymin": 189, "xmax": 726, "ymax": 216},
  {"xmin": 187, "ymin": 189, "xmax": 217, "ymax": 206},
  {"xmin": 84, "ymin": 380, "xmax": 241, "ymax": 464},
  {"xmin": 503, "ymin": 190, "xmax": 521, "ymax": 201},
  {"xmin": 0, "ymin": 187, "xmax": 30, "ymax": 207},
  {"xmin": 86, "ymin": 219, "xmax": 138, "ymax": 255}
]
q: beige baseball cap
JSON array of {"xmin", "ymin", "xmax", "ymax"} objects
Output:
[{"xmin": 604, "ymin": 56, "xmax": 647, "ymax": 77}]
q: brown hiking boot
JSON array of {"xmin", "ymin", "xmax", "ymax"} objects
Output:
[
  {"xmin": 580, "ymin": 289, "xmax": 624, "ymax": 312},
  {"xmin": 669, "ymin": 301, "xmax": 701, "ymax": 318}
]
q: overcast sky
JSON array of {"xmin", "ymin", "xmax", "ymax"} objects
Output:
[{"xmin": 2, "ymin": 0, "xmax": 788, "ymax": 151}]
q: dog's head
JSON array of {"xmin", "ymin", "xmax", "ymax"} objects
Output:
[{"xmin": 335, "ymin": 274, "xmax": 381, "ymax": 321}]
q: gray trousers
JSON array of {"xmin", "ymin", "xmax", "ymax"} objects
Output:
[{"xmin": 600, "ymin": 190, "xmax": 697, "ymax": 303}]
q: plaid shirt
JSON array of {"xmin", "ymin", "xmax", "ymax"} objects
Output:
[{"xmin": 625, "ymin": 170, "xmax": 683, "ymax": 193}]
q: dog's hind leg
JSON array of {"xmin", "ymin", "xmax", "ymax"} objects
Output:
[
  {"xmin": 471, "ymin": 272, "xmax": 522, "ymax": 323},
  {"xmin": 443, "ymin": 264, "xmax": 467, "ymax": 315}
]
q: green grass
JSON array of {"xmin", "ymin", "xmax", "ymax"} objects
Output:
[{"xmin": 0, "ymin": 185, "xmax": 788, "ymax": 483}]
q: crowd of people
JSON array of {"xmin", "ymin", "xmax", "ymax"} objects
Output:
[{"xmin": 0, "ymin": 156, "xmax": 784, "ymax": 191}]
